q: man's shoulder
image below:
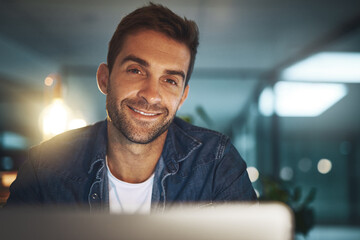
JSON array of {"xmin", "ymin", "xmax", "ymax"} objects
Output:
[
  {"xmin": 172, "ymin": 117, "xmax": 230, "ymax": 142},
  {"xmin": 29, "ymin": 120, "xmax": 107, "ymax": 170},
  {"xmin": 170, "ymin": 117, "xmax": 231, "ymax": 160},
  {"xmin": 35, "ymin": 120, "xmax": 105, "ymax": 150}
]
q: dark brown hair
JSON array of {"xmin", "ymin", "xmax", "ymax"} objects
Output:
[{"xmin": 107, "ymin": 3, "xmax": 199, "ymax": 86}]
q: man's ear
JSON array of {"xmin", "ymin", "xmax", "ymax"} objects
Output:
[
  {"xmin": 97, "ymin": 63, "xmax": 110, "ymax": 95},
  {"xmin": 178, "ymin": 85, "xmax": 189, "ymax": 109}
]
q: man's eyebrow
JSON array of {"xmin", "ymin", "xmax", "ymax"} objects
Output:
[
  {"xmin": 165, "ymin": 70, "xmax": 186, "ymax": 81},
  {"xmin": 121, "ymin": 54, "xmax": 186, "ymax": 80},
  {"xmin": 121, "ymin": 55, "xmax": 149, "ymax": 67}
]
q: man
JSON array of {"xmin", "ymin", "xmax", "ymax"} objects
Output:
[{"xmin": 7, "ymin": 3, "xmax": 256, "ymax": 213}]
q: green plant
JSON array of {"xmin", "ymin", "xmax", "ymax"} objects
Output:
[{"xmin": 259, "ymin": 176, "xmax": 316, "ymax": 236}]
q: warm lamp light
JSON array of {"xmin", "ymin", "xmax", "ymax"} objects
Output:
[
  {"xmin": 68, "ymin": 118, "xmax": 87, "ymax": 130},
  {"xmin": 41, "ymin": 98, "xmax": 70, "ymax": 138},
  {"xmin": 40, "ymin": 99, "xmax": 87, "ymax": 140},
  {"xmin": 40, "ymin": 74, "xmax": 87, "ymax": 140},
  {"xmin": 1, "ymin": 172, "xmax": 17, "ymax": 188}
]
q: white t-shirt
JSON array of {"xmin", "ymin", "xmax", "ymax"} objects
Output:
[{"xmin": 106, "ymin": 159, "xmax": 154, "ymax": 214}]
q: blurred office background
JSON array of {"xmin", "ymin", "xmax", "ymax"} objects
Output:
[{"xmin": 0, "ymin": 0, "xmax": 359, "ymax": 239}]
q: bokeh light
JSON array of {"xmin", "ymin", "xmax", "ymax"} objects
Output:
[
  {"xmin": 44, "ymin": 76, "xmax": 54, "ymax": 86},
  {"xmin": 247, "ymin": 166, "xmax": 259, "ymax": 183},
  {"xmin": 280, "ymin": 167, "xmax": 293, "ymax": 181},
  {"xmin": 317, "ymin": 159, "xmax": 332, "ymax": 174},
  {"xmin": 298, "ymin": 158, "xmax": 312, "ymax": 172}
]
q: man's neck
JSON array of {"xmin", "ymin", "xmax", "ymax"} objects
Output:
[{"xmin": 106, "ymin": 120, "xmax": 167, "ymax": 184}]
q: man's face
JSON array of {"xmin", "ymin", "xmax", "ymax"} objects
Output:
[{"xmin": 104, "ymin": 30, "xmax": 190, "ymax": 144}]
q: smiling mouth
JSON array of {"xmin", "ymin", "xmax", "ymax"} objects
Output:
[{"xmin": 128, "ymin": 106, "xmax": 161, "ymax": 117}]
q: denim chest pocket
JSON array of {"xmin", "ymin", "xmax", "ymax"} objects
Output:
[
  {"xmin": 177, "ymin": 152, "xmax": 217, "ymax": 179},
  {"xmin": 172, "ymin": 160, "xmax": 215, "ymax": 186},
  {"xmin": 166, "ymin": 163, "xmax": 214, "ymax": 202},
  {"xmin": 41, "ymin": 166, "xmax": 87, "ymax": 183}
]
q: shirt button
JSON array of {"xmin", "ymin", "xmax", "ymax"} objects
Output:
[
  {"xmin": 91, "ymin": 193, "xmax": 99, "ymax": 200},
  {"xmin": 169, "ymin": 163, "xmax": 176, "ymax": 171}
]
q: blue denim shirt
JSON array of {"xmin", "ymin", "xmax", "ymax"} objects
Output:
[{"xmin": 7, "ymin": 118, "xmax": 256, "ymax": 211}]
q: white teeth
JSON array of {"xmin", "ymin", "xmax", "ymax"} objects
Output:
[{"xmin": 132, "ymin": 108, "xmax": 157, "ymax": 116}]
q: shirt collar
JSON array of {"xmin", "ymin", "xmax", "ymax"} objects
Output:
[
  {"xmin": 162, "ymin": 117, "xmax": 202, "ymax": 165},
  {"xmin": 88, "ymin": 119, "xmax": 108, "ymax": 174},
  {"xmin": 88, "ymin": 118, "xmax": 202, "ymax": 173}
]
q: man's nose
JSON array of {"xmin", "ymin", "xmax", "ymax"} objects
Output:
[{"xmin": 137, "ymin": 77, "xmax": 161, "ymax": 104}]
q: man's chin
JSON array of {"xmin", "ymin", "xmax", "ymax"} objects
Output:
[
  {"xmin": 114, "ymin": 120, "xmax": 170, "ymax": 145},
  {"xmin": 122, "ymin": 130, "xmax": 166, "ymax": 145},
  {"xmin": 108, "ymin": 108, "xmax": 174, "ymax": 145}
]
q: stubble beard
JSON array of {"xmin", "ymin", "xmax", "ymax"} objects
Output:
[{"xmin": 106, "ymin": 93, "xmax": 174, "ymax": 145}]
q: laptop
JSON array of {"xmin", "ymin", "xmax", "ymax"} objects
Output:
[{"xmin": 0, "ymin": 202, "xmax": 293, "ymax": 240}]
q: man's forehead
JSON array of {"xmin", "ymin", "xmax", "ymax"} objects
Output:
[{"xmin": 117, "ymin": 30, "xmax": 191, "ymax": 71}]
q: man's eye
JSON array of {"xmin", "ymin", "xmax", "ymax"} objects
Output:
[
  {"xmin": 165, "ymin": 79, "xmax": 177, "ymax": 86},
  {"xmin": 127, "ymin": 68, "xmax": 141, "ymax": 74}
]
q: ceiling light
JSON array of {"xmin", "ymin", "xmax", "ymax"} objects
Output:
[
  {"xmin": 259, "ymin": 87, "xmax": 275, "ymax": 116},
  {"xmin": 274, "ymin": 81, "xmax": 347, "ymax": 117},
  {"xmin": 281, "ymin": 52, "xmax": 360, "ymax": 83}
]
